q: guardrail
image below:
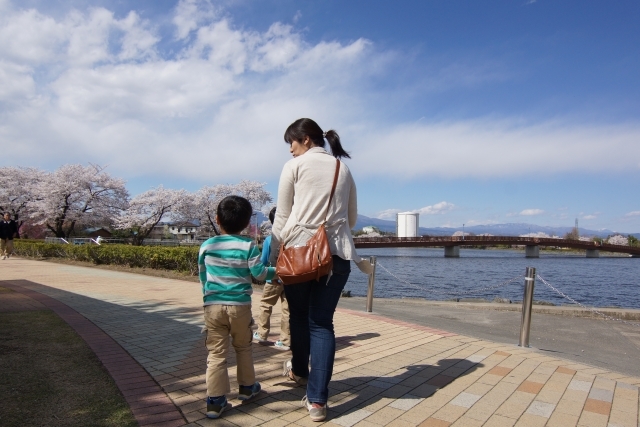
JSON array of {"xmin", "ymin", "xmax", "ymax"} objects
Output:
[{"xmin": 363, "ymin": 259, "xmax": 639, "ymax": 347}]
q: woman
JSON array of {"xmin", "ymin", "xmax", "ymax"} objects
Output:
[{"xmin": 270, "ymin": 118, "xmax": 372, "ymax": 422}]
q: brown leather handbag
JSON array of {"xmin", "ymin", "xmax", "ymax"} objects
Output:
[{"xmin": 276, "ymin": 159, "xmax": 340, "ymax": 285}]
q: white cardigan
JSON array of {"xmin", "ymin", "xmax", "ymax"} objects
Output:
[{"xmin": 270, "ymin": 147, "xmax": 372, "ymax": 274}]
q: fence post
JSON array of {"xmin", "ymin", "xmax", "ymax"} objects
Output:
[
  {"xmin": 519, "ymin": 267, "xmax": 536, "ymax": 347},
  {"xmin": 366, "ymin": 256, "xmax": 377, "ymax": 312}
]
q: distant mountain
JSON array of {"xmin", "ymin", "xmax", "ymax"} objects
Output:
[{"xmin": 354, "ymin": 214, "xmax": 636, "ymax": 238}]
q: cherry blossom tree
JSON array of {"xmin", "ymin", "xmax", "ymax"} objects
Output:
[
  {"xmin": 114, "ymin": 186, "xmax": 187, "ymax": 245},
  {"xmin": 180, "ymin": 184, "xmax": 234, "ymax": 236},
  {"xmin": 607, "ymin": 235, "xmax": 629, "ymax": 246},
  {"xmin": 29, "ymin": 164, "xmax": 129, "ymax": 238},
  {"xmin": 179, "ymin": 181, "xmax": 272, "ymax": 237},
  {"xmin": 235, "ymin": 180, "xmax": 272, "ymax": 211},
  {"xmin": 231, "ymin": 181, "xmax": 272, "ymax": 239},
  {"xmin": 0, "ymin": 166, "xmax": 46, "ymax": 232}
]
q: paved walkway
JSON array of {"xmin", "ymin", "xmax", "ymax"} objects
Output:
[{"xmin": 1, "ymin": 258, "xmax": 639, "ymax": 427}]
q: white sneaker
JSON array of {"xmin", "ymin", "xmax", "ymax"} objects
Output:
[
  {"xmin": 1, "ymin": 255, "xmax": 5, "ymax": 260},
  {"xmin": 274, "ymin": 340, "xmax": 290, "ymax": 351},
  {"xmin": 253, "ymin": 331, "xmax": 268, "ymax": 343},
  {"xmin": 283, "ymin": 359, "xmax": 307, "ymax": 385},
  {"xmin": 302, "ymin": 395, "xmax": 327, "ymax": 422}
]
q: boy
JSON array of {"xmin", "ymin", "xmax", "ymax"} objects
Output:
[
  {"xmin": 198, "ymin": 196, "xmax": 276, "ymax": 419},
  {"xmin": 253, "ymin": 207, "xmax": 290, "ymax": 350}
]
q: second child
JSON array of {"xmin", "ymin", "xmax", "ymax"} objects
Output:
[{"xmin": 253, "ymin": 207, "xmax": 290, "ymax": 350}]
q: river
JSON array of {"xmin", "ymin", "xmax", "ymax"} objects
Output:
[{"xmin": 346, "ymin": 248, "xmax": 640, "ymax": 309}]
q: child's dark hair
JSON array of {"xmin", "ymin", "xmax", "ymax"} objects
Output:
[
  {"xmin": 284, "ymin": 118, "xmax": 351, "ymax": 159},
  {"xmin": 268, "ymin": 207, "xmax": 276, "ymax": 224},
  {"xmin": 217, "ymin": 196, "xmax": 253, "ymax": 234}
]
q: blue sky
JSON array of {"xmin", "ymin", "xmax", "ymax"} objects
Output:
[{"xmin": 2, "ymin": 0, "xmax": 639, "ymax": 232}]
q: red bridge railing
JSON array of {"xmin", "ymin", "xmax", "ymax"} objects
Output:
[{"xmin": 352, "ymin": 236, "xmax": 640, "ymax": 256}]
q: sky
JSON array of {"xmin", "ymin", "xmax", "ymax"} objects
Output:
[{"xmin": 1, "ymin": 0, "xmax": 639, "ymax": 233}]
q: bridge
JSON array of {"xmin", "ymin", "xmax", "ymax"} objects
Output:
[{"xmin": 353, "ymin": 235, "xmax": 640, "ymax": 258}]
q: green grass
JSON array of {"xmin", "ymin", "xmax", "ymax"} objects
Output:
[{"xmin": 0, "ymin": 309, "xmax": 137, "ymax": 427}]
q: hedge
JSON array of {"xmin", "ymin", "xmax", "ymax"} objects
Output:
[{"xmin": 13, "ymin": 240, "xmax": 200, "ymax": 275}]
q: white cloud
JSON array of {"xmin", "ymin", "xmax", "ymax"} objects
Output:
[
  {"xmin": 0, "ymin": 7, "xmax": 66, "ymax": 64},
  {"xmin": 1, "ymin": 0, "xmax": 640, "ymax": 193},
  {"xmin": 377, "ymin": 201, "xmax": 454, "ymax": 219},
  {"xmin": 173, "ymin": 0, "xmax": 216, "ymax": 40},
  {"xmin": 116, "ymin": 11, "xmax": 160, "ymax": 61},
  {"xmin": 416, "ymin": 201, "xmax": 455, "ymax": 215},
  {"xmin": 519, "ymin": 209, "xmax": 544, "ymax": 216},
  {"xmin": 625, "ymin": 211, "xmax": 640, "ymax": 217},
  {"xmin": 0, "ymin": 61, "xmax": 35, "ymax": 103},
  {"xmin": 351, "ymin": 120, "xmax": 640, "ymax": 179},
  {"xmin": 0, "ymin": 1, "xmax": 374, "ymax": 181},
  {"xmin": 376, "ymin": 209, "xmax": 401, "ymax": 219}
]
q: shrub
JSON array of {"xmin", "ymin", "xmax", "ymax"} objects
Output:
[{"xmin": 14, "ymin": 241, "xmax": 199, "ymax": 275}]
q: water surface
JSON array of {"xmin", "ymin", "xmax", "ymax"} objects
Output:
[{"xmin": 346, "ymin": 248, "xmax": 640, "ymax": 309}]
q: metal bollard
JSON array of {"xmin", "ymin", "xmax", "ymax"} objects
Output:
[
  {"xmin": 519, "ymin": 267, "xmax": 536, "ymax": 347},
  {"xmin": 366, "ymin": 256, "xmax": 377, "ymax": 312}
]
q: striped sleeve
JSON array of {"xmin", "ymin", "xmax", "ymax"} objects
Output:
[
  {"xmin": 198, "ymin": 244, "xmax": 208, "ymax": 286},
  {"xmin": 248, "ymin": 241, "xmax": 276, "ymax": 281}
]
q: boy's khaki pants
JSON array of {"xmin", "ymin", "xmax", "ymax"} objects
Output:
[
  {"xmin": 204, "ymin": 304, "xmax": 255, "ymax": 397},
  {"xmin": 256, "ymin": 283, "xmax": 290, "ymax": 345}
]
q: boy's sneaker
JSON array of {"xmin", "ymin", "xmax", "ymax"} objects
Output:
[
  {"xmin": 206, "ymin": 395, "xmax": 227, "ymax": 419},
  {"xmin": 302, "ymin": 395, "xmax": 327, "ymax": 422},
  {"xmin": 238, "ymin": 382, "xmax": 261, "ymax": 401},
  {"xmin": 253, "ymin": 331, "xmax": 268, "ymax": 343},
  {"xmin": 282, "ymin": 359, "xmax": 307, "ymax": 385},
  {"xmin": 274, "ymin": 340, "xmax": 290, "ymax": 351}
]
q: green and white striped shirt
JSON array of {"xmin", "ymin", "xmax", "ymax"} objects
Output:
[{"xmin": 198, "ymin": 234, "xmax": 276, "ymax": 306}]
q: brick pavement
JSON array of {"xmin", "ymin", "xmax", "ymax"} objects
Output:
[{"xmin": 1, "ymin": 257, "xmax": 639, "ymax": 426}]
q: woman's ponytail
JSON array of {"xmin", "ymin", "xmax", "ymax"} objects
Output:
[{"xmin": 324, "ymin": 129, "xmax": 351, "ymax": 159}]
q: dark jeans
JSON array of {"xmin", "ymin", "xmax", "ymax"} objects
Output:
[{"xmin": 283, "ymin": 255, "xmax": 351, "ymax": 404}]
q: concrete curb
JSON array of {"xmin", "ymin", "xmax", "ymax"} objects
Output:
[{"xmin": 342, "ymin": 296, "xmax": 640, "ymax": 321}]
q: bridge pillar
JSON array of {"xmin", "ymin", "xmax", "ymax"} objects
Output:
[
  {"xmin": 445, "ymin": 246, "xmax": 460, "ymax": 258},
  {"xmin": 525, "ymin": 245, "xmax": 539, "ymax": 258},
  {"xmin": 586, "ymin": 249, "xmax": 600, "ymax": 258}
]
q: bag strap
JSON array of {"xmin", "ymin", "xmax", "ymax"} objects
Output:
[{"xmin": 323, "ymin": 158, "xmax": 340, "ymax": 222}]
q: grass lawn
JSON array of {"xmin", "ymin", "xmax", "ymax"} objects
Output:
[{"xmin": 0, "ymin": 304, "xmax": 137, "ymax": 427}]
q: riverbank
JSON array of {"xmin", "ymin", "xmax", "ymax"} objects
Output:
[{"xmin": 14, "ymin": 256, "xmax": 639, "ymax": 319}]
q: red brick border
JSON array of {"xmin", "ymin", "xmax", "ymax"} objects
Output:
[{"xmin": 1, "ymin": 280, "xmax": 187, "ymax": 427}]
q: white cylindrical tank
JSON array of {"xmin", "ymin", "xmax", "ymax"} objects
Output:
[{"xmin": 396, "ymin": 212, "xmax": 419, "ymax": 237}]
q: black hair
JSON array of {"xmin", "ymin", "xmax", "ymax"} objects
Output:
[
  {"xmin": 284, "ymin": 118, "xmax": 351, "ymax": 159},
  {"xmin": 268, "ymin": 207, "xmax": 276, "ymax": 224},
  {"xmin": 216, "ymin": 195, "xmax": 253, "ymax": 234}
]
